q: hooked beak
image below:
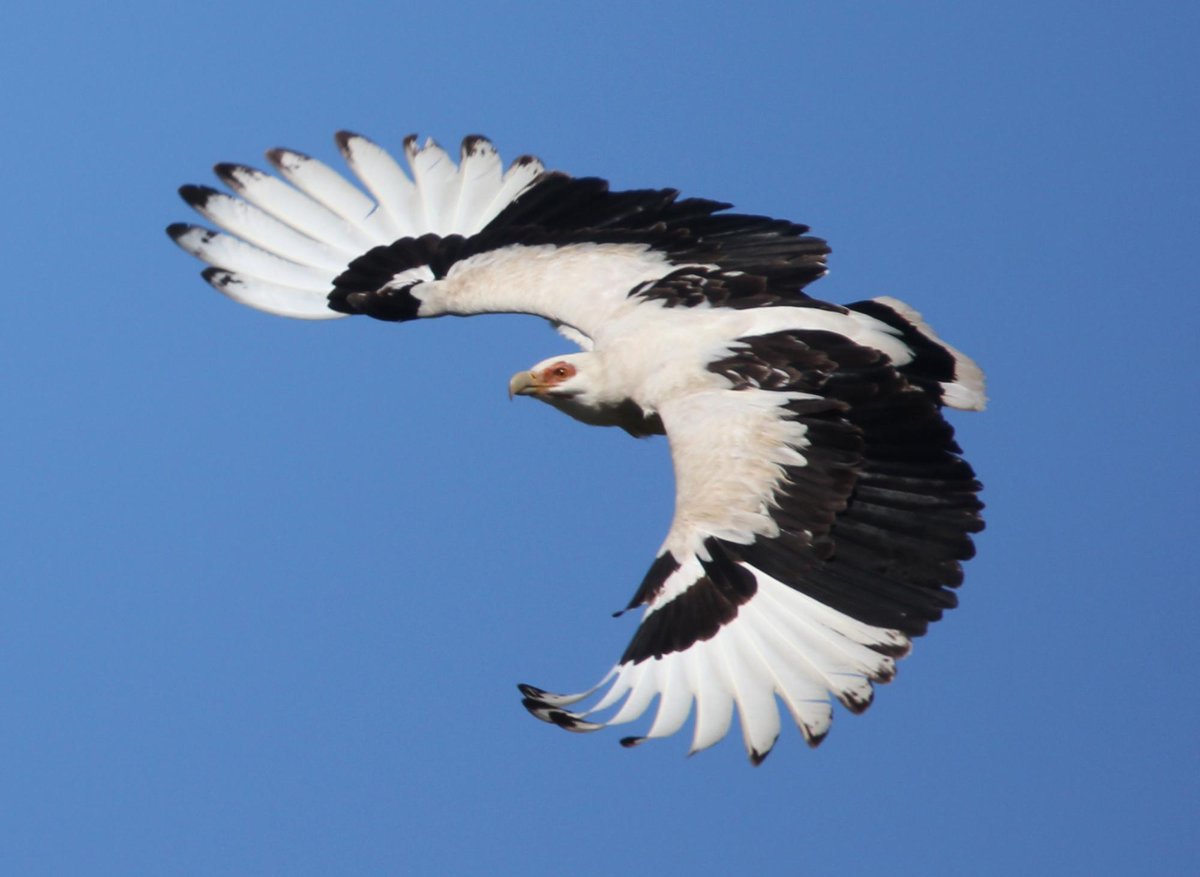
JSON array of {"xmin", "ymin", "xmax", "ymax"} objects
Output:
[{"xmin": 508, "ymin": 370, "xmax": 542, "ymax": 399}]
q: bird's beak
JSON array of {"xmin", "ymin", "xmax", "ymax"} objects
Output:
[{"xmin": 508, "ymin": 371, "xmax": 541, "ymax": 399}]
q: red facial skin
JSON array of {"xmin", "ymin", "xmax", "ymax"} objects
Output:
[{"xmin": 538, "ymin": 361, "xmax": 577, "ymax": 389}]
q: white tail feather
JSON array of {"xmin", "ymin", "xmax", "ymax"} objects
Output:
[{"xmin": 873, "ymin": 295, "xmax": 987, "ymax": 411}]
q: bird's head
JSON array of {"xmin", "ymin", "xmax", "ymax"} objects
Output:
[
  {"xmin": 509, "ymin": 354, "xmax": 593, "ymax": 404},
  {"xmin": 508, "ymin": 352, "xmax": 659, "ymax": 436},
  {"xmin": 509, "ymin": 352, "xmax": 613, "ymax": 426}
]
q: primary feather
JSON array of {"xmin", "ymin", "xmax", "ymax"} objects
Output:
[{"xmin": 169, "ymin": 131, "xmax": 985, "ymax": 763}]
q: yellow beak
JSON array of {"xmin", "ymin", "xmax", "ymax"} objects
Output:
[{"xmin": 508, "ymin": 371, "xmax": 542, "ymax": 399}]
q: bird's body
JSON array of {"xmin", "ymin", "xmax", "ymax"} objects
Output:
[{"xmin": 170, "ymin": 132, "xmax": 984, "ymax": 763}]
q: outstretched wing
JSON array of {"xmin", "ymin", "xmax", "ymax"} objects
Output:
[
  {"xmin": 520, "ymin": 329, "xmax": 983, "ymax": 763},
  {"xmin": 168, "ymin": 134, "xmax": 546, "ymax": 320},
  {"xmin": 168, "ymin": 132, "xmax": 831, "ymax": 340}
]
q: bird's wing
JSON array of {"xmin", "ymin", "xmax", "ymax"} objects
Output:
[
  {"xmin": 520, "ymin": 329, "xmax": 983, "ymax": 763},
  {"xmin": 168, "ymin": 132, "xmax": 831, "ymax": 340}
]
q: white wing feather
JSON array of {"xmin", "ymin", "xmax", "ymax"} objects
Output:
[
  {"xmin": 404, "ymin": 136, "xmax": 460, "ymax": 235},
  {"xmin": 173, "ymin": 134, "xmax": 552, "ymax": 319},
  {"xmin": 336, "ymin": 133, "xmax": 419, "ymax": 239},
  {"xmin": 452, "ymin": 138, "xmax": 505, "ymax": 233},
  {"xmin": 201, "ymin": 269, "xmax": 346, "ymax": 320},
  {"xmin": 171, "ymin": 226, "xmax": 332, "ymax": 292},
  {"xmin": 170, "ymin": 132, "xmax": 981, "ymax": 764},
  {"xmin": 216, "ymin": 163, "xmax": 381, "ymax": 253},
  {"xmin": 521, "ymin": 386, "xmax": 906, "ymax": 762}
]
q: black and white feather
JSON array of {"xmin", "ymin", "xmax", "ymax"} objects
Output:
[{"xmin": 169, "ymin": 131, "xmax": 986, "ymax": 764}]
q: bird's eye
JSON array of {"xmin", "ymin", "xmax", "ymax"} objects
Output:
[{"xmin": 544, "ymin": 362, "xmax": 576, "ymax": 382}]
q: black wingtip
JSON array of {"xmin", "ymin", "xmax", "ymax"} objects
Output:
[
  {"xmin": 265, "ymin": 147, "xmax": 310, "ymax": 169},
  {"xmin": 178, "ymin": 184, "xmax": 219, "ymax": 208},
  {"xmin": 805, "ymin": 728, "xmax": 830, "ymax": 749},
  {"xmin": 545, "ymin": 710, "xmax": 580, "ymax": 730},
  {"xmin": 517, "ymin": 683, "xmax": 547, "ymax": 699},
  {"xmin": 334, "ymin": 130, "xmax": 363, "ymax": 155},
  {"xmin": 619, "ymin": 736, "xmax": 645, "ymax": 749},
  {"xmin": 165, "ymin": 222, "xmax": 190, "ymax": 241},
  {"xmin": 840, "ymin": 687, "xmax": 874, "ymax": 716},
  {"xmin": 521, "ymin": 699, "xmax": 586, "ymax": 731},
  {"xmin": 460, "ymin": 134, "xmax": 492, "ymax": 156},
  {"xmin": 201, "ymin": 267, "xmax": 235, "ymax": 289},
  {"xmin": 748, "ymin": 740, "xmax": 777, "ymax": 766},
  {"xmin": 213, "ymin": 162, "xmax": 257, "ymax": 186}
]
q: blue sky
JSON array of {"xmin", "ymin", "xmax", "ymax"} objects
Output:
[{"xmin": 1, "ymin": 1, "xmax": 1196, "ymax": 874}]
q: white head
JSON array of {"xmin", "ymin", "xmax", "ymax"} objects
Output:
[
  {"xmin": 508, "ymin": 353, "xmax": 659, "ymax": 436},
  {"xmin": 508, "ymin": 353, "xmax": 597, "ymax": 411}
]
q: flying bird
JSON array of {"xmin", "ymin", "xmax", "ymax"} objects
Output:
[{"xmin": 168, "ymin": 131, "xmax": 985, "ymax": 764}]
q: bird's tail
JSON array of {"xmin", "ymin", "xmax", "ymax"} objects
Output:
[
  {"xmin": 846, "ymin": 296, "xmax": 987, "ymax": 411},
  {"xmin": 166, "ymin": 134, "xmax": 546, "ymax": 319}
]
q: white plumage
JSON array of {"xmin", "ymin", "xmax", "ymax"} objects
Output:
[{"xmin": 169, "ymin": 131, "xmax": 985, "ymax": 764}]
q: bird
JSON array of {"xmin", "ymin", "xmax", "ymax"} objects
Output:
[{"xmin": 168, "ymin": 131, "xmax": 985, "ymax": 764}]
